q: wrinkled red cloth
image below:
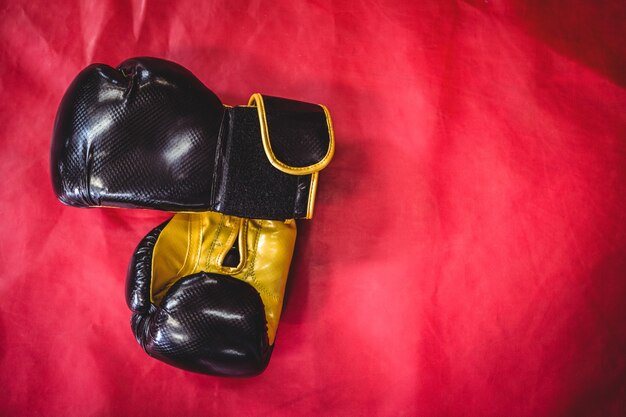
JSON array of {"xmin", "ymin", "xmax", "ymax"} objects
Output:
[{"xmin": 1, "ymin": 1, "xmax": 625, "ymax": 416}]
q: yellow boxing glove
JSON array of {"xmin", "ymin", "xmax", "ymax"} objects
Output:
[{"xmin": 126, "ymin": 211, "xmax": 296, "ymax": 376}]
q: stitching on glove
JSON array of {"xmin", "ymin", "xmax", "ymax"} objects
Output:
[{"xmin": 206, "ymin": 214, "xmax": 226, "ymax": 271}]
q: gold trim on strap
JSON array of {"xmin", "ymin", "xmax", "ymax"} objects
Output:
[{"xmin": 247, "ymin": 93, "xmax": 335, "ymax": 175}]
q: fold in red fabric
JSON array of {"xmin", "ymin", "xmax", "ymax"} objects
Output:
[{"xmin": 1, "ymin": 1, "xmax": 625, "ymax": 415}]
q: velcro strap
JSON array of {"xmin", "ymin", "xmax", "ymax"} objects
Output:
[{"xmin": 247, "ymin": 94, "xmax": 334, "ymax": 175}]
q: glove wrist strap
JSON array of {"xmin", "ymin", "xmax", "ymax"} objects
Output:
[{"xmin": 210, "ymin": 94, "xmax": 334, "ymax": 220}]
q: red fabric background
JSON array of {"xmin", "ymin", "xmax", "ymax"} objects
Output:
[{"xmin": 1, "ymin": 1, "xmax": 625, "ymax": 416}]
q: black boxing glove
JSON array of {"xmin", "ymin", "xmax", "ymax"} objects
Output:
[
  {"xmin": 51, "ymin": 57, "xmax": 334, "ymax": 219},
  {"xmin": 127, "ymin": 211, "xmax": 297, "ymax": 376}
]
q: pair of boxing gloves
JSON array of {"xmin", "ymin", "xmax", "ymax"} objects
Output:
[{"xmin": 51, "ymin": 57, "xmax": 334, "ymax": 376}]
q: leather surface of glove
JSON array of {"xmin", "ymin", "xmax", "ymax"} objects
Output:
[
  {"xmin": 127, "ymin": 211, "xmax": 297, "ymax": 376},
  {"xmin": 51, "ymin": 57, "xmax": 334, "ymax": 220}
]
